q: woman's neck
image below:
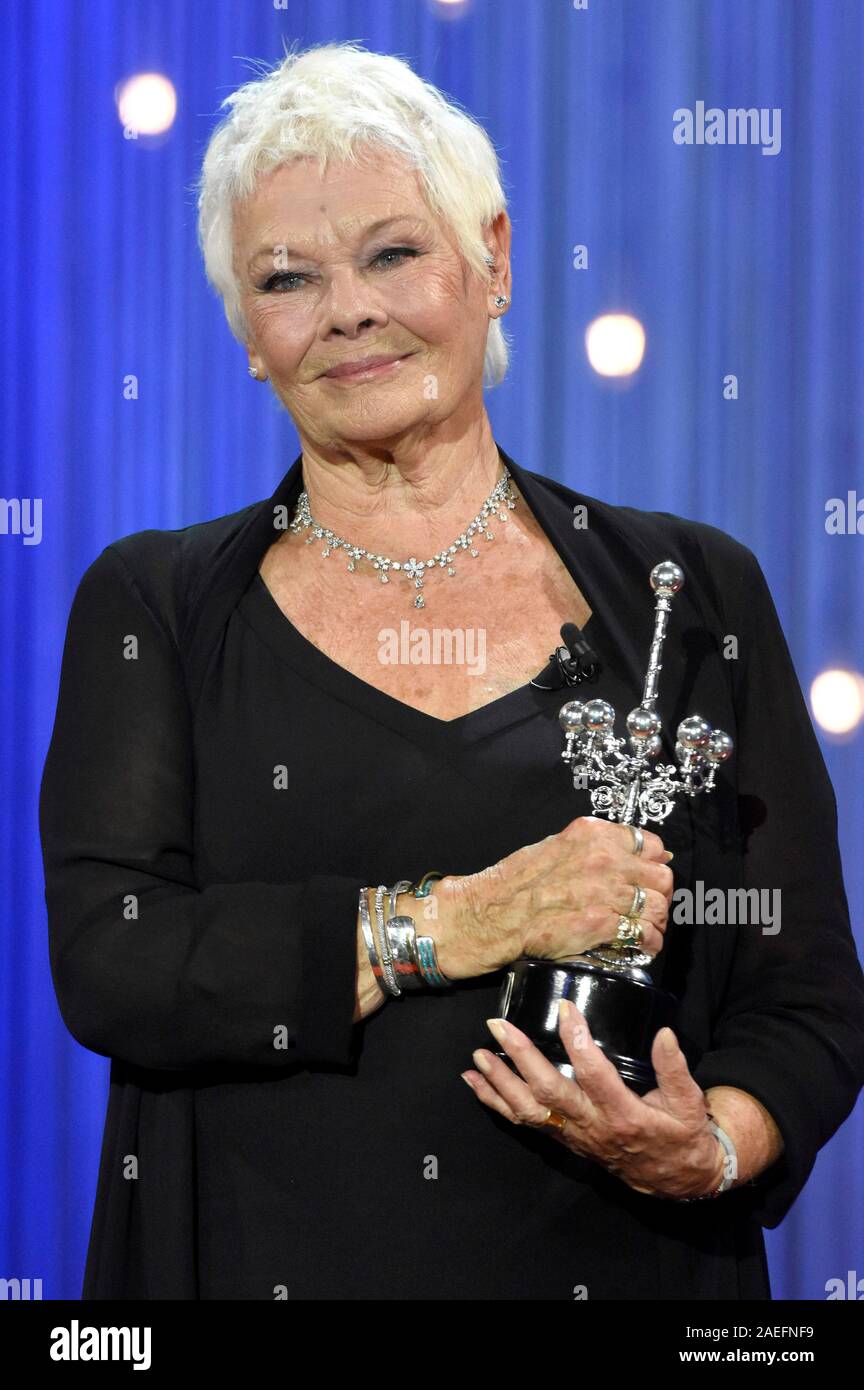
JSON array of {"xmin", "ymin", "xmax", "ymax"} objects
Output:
[{"xmin": 295, "ymin": 419, "xmax": 505, "ymax": 558}]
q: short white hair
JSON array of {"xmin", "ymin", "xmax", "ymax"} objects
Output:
[{"xmin": 194, "ymin": 39, "xmax": 512, "ymax": 388}]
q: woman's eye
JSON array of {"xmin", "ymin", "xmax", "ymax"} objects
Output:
[
  {"xmin": 261, "ymin": 247, "xmax": 418, "ymax": 293},
  {"xmin": 372, "ymin": 246, "xmax": 419, "ymax": 269},
  {"xmin": 262, "ymin": 272, "xmax": 306, "ymax": 293}
]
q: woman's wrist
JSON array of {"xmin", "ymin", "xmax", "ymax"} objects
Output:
[
  {"xmin": 418, "ymin": 874, "xmax": 499, "ymax": 981},
  {"xmin": 702, "ymin": 1085, "xmax": 784, "ymax": 1186},
  {"xmin": 631, "ymin": 1118, "xmax": 727, "ymax": 1201},
  {"xmin": 392, "ymin": 879, "xmax": 461, "ymax": 980},
  {"xmin": 675, "ymin": 1091, "xmax": 785, "ymax": 1201},
  {"xmin": 355, "ymin": 870, "xmax": 511, "ymax": 997},
  {"xmin": 692, "ymin": 1127, "xmax": 730, "ymax": 1198}
]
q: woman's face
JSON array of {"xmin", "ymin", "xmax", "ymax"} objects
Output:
[{"xmin": 232, "ymin": 147, "xmax": 510, "ymax": 446}]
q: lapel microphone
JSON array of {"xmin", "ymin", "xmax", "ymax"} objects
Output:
[{"xmin": 530, "ymin": 622, "xmax": 602, "ymax": 690}]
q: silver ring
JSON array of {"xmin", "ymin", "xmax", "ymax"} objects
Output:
[
  {"xmin": 629, "ymin": 825, "xmax": 644, "ymax": 856},
  {"xmin": 616, "ymin": 916, "xmax": 643, "ymax": 946},
  {"xmin": 629, "ymin": 885, "xmax": 646, "ymax": 917}
]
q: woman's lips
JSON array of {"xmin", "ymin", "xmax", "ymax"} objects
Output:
[{"xmin": 322, "ymin": 353, "xmax": 412, "ymax": 380}]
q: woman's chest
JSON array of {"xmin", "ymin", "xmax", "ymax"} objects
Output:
[
  {"xmin": 258, "ymin": 537, "xmax": 594, "ymax": 720},
  {"xmin": 196, "ymin": 575, "xmax": 738, "ymax": 910}
]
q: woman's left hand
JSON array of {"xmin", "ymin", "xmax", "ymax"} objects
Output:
[{"xmin": 461, "ymin": 1000, "xmax": 724, "ymax": 1200}]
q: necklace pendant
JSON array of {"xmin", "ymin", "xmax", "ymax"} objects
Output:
[{"xmin": 414, "ymin": 592, "xmax": 425, "ymax": 609}]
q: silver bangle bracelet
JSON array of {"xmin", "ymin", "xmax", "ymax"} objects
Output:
[
  {"xmin": 414, "ymin": 933, "xmax": 451, "ymax": 988},
  {"xmin": 386, "ymin": 918, "xmax": 427, "ymax": 991},
  {"xmin": 407, "ymin": 877, "xmax": 452, "ymax": 987},
  {"xmin": 374, "ymin": 884, "xmax": 402, "ymax": 997},
  {"xmin": 678, "ymin": 1117, "xmax": 737, "ymax": 1200},
  {"xmin": 396, "ymin": 878, "xmax": 453, "ymax": 989},
  {"xmin": 388, "ymin": 879, "xmax": 411, "ymax": 922},
  {"xmin": 386, "ymin": 880, "xmax": 426, "ymax": 991},
  {"xmin": 358, "ymin": 886, "xmax": 389, "ymax": 998},
  {"xmin": 360, "ymin": 877, "xmax": 453, "ymax": 996}
]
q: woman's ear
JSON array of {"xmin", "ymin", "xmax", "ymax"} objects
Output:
[{"xmin": 486, "ymin": 211, "xmax": 512, "ymax": 299}]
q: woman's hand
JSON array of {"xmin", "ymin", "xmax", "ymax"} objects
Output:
[
  {"xmin": 461, "ymin": 1000, "xmax": 726, "ymax": 1200},
  {"xmin": 434, "ymin": 815, "xmax": 675, "ymax": 981}
]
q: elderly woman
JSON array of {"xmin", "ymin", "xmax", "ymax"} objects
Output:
[{"xmin": 41, "ymin": 41, "xmax": 864, "ymax": 1301}]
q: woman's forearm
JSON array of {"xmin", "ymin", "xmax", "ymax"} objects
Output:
[{"xmin": 703, "ymin": 1085, "xmax": 785, "ymax": 1188}]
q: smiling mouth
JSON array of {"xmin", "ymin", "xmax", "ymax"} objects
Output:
[{"xmin": 321, "ymin": 353, "xmax": 414, "ymax": 381}]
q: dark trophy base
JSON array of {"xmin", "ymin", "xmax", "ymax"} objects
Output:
[{"xmin": 492, "ymin": 956, "xmax": 679, "ymax": 1095}]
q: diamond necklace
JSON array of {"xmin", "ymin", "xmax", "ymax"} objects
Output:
[{"xmin": 288, "ymin": 466, "xmax": 517, "ymax": 610}]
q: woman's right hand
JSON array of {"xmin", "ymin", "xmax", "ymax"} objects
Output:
[{"xmin": 434, "ymin": 815, "xmax": 675, "ymax": 981}]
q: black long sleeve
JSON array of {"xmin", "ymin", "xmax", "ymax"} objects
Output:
[
  {"xmin": 40, "ymin": 544, "xmax": 366, "ymax": 1073},
  {"xmin": 689, "ymin": 534, "xmax": 864, "ymax": 1227}
]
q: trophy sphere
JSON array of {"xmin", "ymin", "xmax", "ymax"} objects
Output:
[
  {"xmin": 650, "ymin": 561, "xmax": 685, "ymax": 594},
  {"xmin": 706, "ymin": 729, "xmax": 734, "ymax": 762},
  {"xmin": 677, "ymin": 714, "xmax": 712, "ymax": 748},
  {"xmin": 558, "ymin": 701, "xmax": 585, "ymax": 732},
  {"xmin": 626, "ymin": 707, "xmax": 662, "ymax": 739},
  {"xmin": 582, "ymin": 698, "xmax": 616, "ymax": 732}
]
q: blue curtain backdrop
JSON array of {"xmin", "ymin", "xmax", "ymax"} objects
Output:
[{"xmin": 2, "ymin": 0, "xmax": 862, "ymax": 1301}]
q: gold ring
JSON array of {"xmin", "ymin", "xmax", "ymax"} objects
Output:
[
  {"xmin": 615, "ymin": 916, "xmax": 643, "ymax": 946},
  {"xmin": 540, "ymin": 1107, "xmax": 569, "ymax": 1133}
]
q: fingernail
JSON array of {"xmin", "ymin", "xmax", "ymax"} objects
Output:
[
  {"xmin": 558, "ymin": 998, "xmax": 574, "ymax": 1028},
  {"xmin": 486, "ymin": 1017, "xmax": 508, "ymax": 1043},
  {"xmin": 461, "ymin": 1072, "xmax": 476, "ymax": 1091},
  {"xmin": 473, "ymin": 1049, "xmax": 493, "ymax": 1073},
  {"xmin": 660, "ymin": 1028, "xmax": 677, "ymax": 1053},
  {"xmin": 663, "ymin": 850, "xmax": 675, "ymax": 862}
]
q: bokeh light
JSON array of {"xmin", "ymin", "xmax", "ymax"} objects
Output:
[
  {"xmin": 585, "ymin": 313, "xmax": 646, "ymax": 377},
  {"xmin": 810, "ymin": 667, "xmax": 864, "ymax": 735},
  {"xmin": 116, "ymin": 72, "xmax": 177, "ymax": 135}
]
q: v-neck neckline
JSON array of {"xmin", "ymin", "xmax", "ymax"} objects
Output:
[{"xmin": 236, "ymin": 444, "xmax": 611, "ymax": 748}]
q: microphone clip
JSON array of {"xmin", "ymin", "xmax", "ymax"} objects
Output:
[{"xmin": 530, "ymin": 622, "xmax": 601, "ymax": 691}]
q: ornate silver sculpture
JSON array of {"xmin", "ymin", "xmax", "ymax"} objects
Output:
[
  {"xmin": 557, "ymin": 560, "xmax": 734, "ymax": 969},
  {"xmin": 491, "ymin": 559, "xmax": 736, "ymax": 1090}
]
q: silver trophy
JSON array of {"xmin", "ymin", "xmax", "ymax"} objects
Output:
[{"xmin": 490, "ymin": 561, "xmax": 734, "ymax": 1092}]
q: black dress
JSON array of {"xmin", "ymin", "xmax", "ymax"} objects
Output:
[{"xmin": 39, "ymin": 444, "xmax": 864, "ymax": 1300}]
